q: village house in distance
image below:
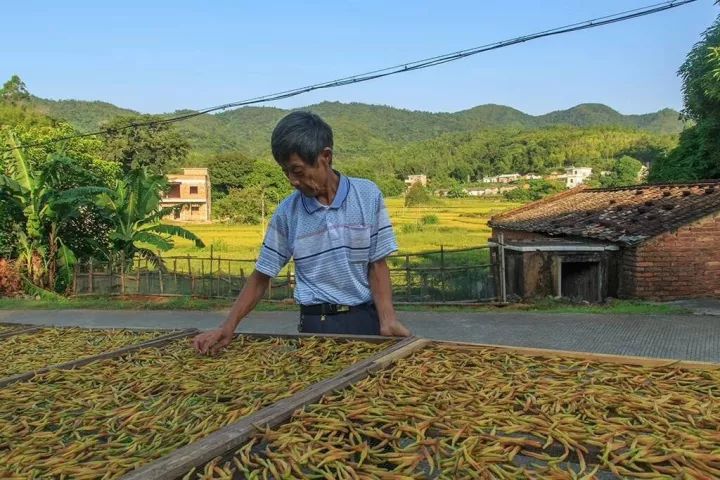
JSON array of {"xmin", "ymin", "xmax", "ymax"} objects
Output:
[
  {"xmin": 161, "ymin": 168, "xmax": 212, "ymax": 222},
  {"xmin": 404, "ymin": 174, "xmax": 428, "ymax": 187},
  {"xmin": 489, "ymin": 181, "xmax": 720, "ymax": 302},
  {"xmin": 562, "ymin": 167, "xmax": 593, "ymax": 188}
]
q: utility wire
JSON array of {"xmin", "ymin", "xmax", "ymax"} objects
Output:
[{"xmin": 1, "ymin": 0, "xmax": 698, "ymax": 153}]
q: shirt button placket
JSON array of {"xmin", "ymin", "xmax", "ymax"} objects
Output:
[{"xmin": 327, "ymin": 210, "xmax": 340, "ymax": 246}]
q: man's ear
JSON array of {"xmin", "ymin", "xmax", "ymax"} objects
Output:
[{"xmin": 318, "ymin": 147, "xmax": 333, "ymax": 167}]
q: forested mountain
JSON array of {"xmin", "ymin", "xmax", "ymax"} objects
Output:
[
  {"xmin": 16, "ymin": 93, "xmax": 683, "ymax": 198},
  {"xmin": 31, "ymin": 98, "xmax": 137, "ymax": 132},
  {"xmin": 29, "ymin": 97, "xmax": 687, "ymax": 160}
]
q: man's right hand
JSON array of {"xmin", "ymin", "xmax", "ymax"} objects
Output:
[{"xmin": 192, "ymin": 327, "xmax": 235, "ymax": 356}]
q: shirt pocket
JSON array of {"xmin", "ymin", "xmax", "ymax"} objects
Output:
[{"xmin": 345, "ymin": 225, "xmax": 371, "ymax": 264}]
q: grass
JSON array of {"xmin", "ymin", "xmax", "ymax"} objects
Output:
[
  {"xmin": 0, "ymin": 296, "xmax": 690, "ymax": 315},
  {"xmin": 508, "ymin": 298, "xmax": 691, "ymax": 315},
  {"xmin": 0, "ymin": 296, "xmax": 294, "ymax": 311}
]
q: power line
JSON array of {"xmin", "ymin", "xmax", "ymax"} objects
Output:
[{"xmin": 2, "ymin": 0, "xmax": 698, "ymax": 153}]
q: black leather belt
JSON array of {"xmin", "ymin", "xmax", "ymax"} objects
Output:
[{"xmin": 300, "ymin": 303, "xmax": 355, "ymax": 316}]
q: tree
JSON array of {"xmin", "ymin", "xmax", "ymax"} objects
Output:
[
  {"xmin": 206, "ymin": 151, "xmax": 254, "ymax": 196},
  {"xmin": 650, "ymin": 13, "xmax": 720, "ymax": 182},
  {"xmin": 96, "ymin": 168, "xmax": 205, "ymax": 269},
  {"xmin": 0, "ymin": 75, "xmax": 30, "ymax": 104},
  {"xmin": 243, "ymin": 160, "xmax": 294, "ymax": 200},
  {"xmin": 404, "ymin": 183, "xmax": 432, "ymax": 207},
  {"xmin": 339, "ymin": 160, "xmax": 405, "ymax": 197},
  {"xmin": 6, "ymin": 120, "xmax": 119, "ymax": 184},
  {"xmin": 1, "ymin": 134, "xmax": 109, "ymax": 291},
  {"xmin": 213, "ymin": 186, "xmax": 265, "ymax": 224},
  {"xmin": 0, "ymin": 200, "xmax": 22, "ymax": 258},
  {"xmin": 447, "ymin": 183, "xmax": 469, "ymax": 198},
  {"xmin": 600, "ymin": 156, "xmax": 644, "ymax": 188},
  {"xmin": 504, "ymin": 179, "xmax": 566, "ymax": 202},
  {"xmin": 100, "ymin": 115, "xmax": 190, "ymax": 174},
  {"xmin": 375, "ymin": 176, "xmax": 406, "ymax": 197},
  {"xmin": 0, "ymin": 95, "xmax": 53, "ymax": 129},
  {"xmin": 3, "ymin": 119, "xmax": 121, "ymax": 263},
  {"xmin": 1, "ymin": 99, "xmax": 118, "ymax": 266}
]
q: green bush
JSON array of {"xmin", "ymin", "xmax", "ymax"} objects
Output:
[
  {"xmin": 404, "ymin": 183, "xmax": 432, "ymax": 207},
  {"xmin": 400, "ymin": 223, "xmax": 423, "ymax": 234},
  {"xmin": 420, "ymin": 214, "xmax": 439, "ymax": 225},
  {"xmin": 504, "ymin": 179, "xmax": 565, "ymax": 202},
  {"xmin": 213, "ymin": 187, "xmax": 265, "ymax": 224}
]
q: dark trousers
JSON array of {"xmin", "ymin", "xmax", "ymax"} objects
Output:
[{"xmin": 299, "ymin": 303, "xmax": 381, "ymax": 335}]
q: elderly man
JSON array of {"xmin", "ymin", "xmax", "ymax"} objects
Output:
[{"xmin": 193, "ymin": 111, "xmax": 410, "ymax": 355}]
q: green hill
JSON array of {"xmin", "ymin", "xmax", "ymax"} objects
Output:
[
  {"xmin": 30, "ymin": 97, "xmax": 137, "ymax": 132},
  {"xmin": 29, "ymin": 96, "xmax": 687, "ymax": 160}
]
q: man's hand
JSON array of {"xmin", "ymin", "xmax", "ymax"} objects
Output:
[
  {"xmin": 192, "ymin": 326, "xmax": 235, "ymax": 356},
  {"xmin": 380, "ymin": 319, "xmax": 411, "ymax": 337},
  {"xmin": 193, "ymin": 270, "xmax": 271, "ymax": 356}
]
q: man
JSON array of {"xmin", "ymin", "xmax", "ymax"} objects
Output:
[{"xmin": 193, "ymin": 111, "xmax": 410, "ymax": 355}]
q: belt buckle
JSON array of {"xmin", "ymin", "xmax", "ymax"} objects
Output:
[{"xmin": 336, "ymin": 305, "xmax": 350, "ymax": 313}]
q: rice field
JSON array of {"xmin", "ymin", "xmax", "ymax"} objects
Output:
[{"xmin": 166, "ymin": 197, "xmax": 521, "ymax": 262}]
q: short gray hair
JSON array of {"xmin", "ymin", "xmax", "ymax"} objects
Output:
[{"xmin": 271, "ymin": 111, "xmax": 333, "ymax": 166}]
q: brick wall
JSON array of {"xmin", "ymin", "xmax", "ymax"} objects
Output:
[
  {"xmin": 620, "ymin": 213, "xmax": 720, "ymax": 300},
  {"xmin": 162, "ymin": 171, "xmax": 212, "ymax": 222}
]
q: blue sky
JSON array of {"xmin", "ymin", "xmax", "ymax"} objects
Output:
[{"xmin": 2, "ymin": 1, "xmax": 717, "ymax": 115}]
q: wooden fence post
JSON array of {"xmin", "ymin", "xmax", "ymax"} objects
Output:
[
  {"xmin": 286, "ymin": 266, "xmax": 291, "ymax": 299},
  {"xmin": 209, "ymin": 246, "xmax": 214, "ymax": 297},
  {"xmin": 440, "ymin": 245, "xmax": 445, "ymax": 303},
  {"xmin": 158, "ymin": 251, "xmax": 164, "ymax": 295},
  {"xmin": 188, "ymin": 255, "xmax": 195, "ymax": 296},
  {"xmin": 88, "ymin": 258, "xmax": 94, "ymax": 294},
  {"xmin": 498, "ymin": 233, "xmax": 507, "ymax": 303},
  {"xmin": 120, "ymin": 252, "xmax": 126, "ymax": 295},
  {"xmin": 72, "ymin": 262, "xmax": 78, "ymax": 295},
  {"xmin": 405, "ymin": 255, "xmax": 411, "ymax": 302},
  {"xmin": 216, "ymin": 255, "xmax": 221, "ymax": 298},
  {"xmin": 201, "ymin": 259, "xmax": 205, "ymax": 296},
  {"xmin": 227, "ymin": 260, "xmax": 232, "ymax": 298}
]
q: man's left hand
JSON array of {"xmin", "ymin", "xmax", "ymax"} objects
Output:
[{"xmin": 380, "ymin": 319, "xmax": 411, "ymax": 337}]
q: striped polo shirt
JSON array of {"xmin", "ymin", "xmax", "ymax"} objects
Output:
[{"xmin": 255, "ymin": 173, "xmax": 398, "ymax": 306}]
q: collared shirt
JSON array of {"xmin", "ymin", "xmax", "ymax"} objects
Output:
[{"xmin": 255, "ymin": 173, "xmax": 398, "ymax": 306}]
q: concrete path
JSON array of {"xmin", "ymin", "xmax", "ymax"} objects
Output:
[
  {"xmin": 2, "ymin": 309, "xmax": 719, "ymax": 362},
  {"xmin": 666, "ymin": 298, "xmax": 720, "ymax": 316}
]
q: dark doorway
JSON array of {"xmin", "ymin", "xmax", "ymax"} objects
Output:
[
  {"xmin": 173, "ymin": 208, "xmax": 181, "ymax": 220},
  {"xmin": 562, "ymin": 261, "xmax": 600, "ymax": 302}
]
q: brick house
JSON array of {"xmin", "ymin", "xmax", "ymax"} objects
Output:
[
  {"xmin": 161, "ymin": 168, "xmax": 212, "ymax": 222},
  {"xmin": 488, "ymin": 181, "xmax": 720, "ymax": 302}
]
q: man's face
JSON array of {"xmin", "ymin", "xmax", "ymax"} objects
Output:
[{"xmin": 280, "ymin": 149, "xmax": 332, "ymax": 197}]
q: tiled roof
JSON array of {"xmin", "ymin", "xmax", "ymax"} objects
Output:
[{"xmin": 489, "ymin": 181, "xmax": 720, "ymax": 245}]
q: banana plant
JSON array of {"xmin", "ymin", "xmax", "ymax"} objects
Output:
[
  {"xmin": 96, "ymin": 167, "xmax": 205, "ymax": 270},
  {"xmin": 1, "ymin": 133, "xmax": 110, "ymax": 290}
]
